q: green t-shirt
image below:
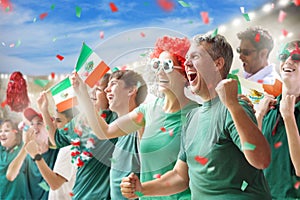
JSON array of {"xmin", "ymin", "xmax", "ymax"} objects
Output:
[
  {"xmin": 110, "ymin": 132, "xmax": 140, "ymax": 200},
  {"xmin": 262, "ymin": 95, "xmax": 300, "ymax": 199},
  {"xmin": 136, "ymin": 98, "xmax": 199, "ymax": 200},
  {"xmin": 179, "ymin": 97, "xmax": 271, "ymax": 200},
  {"xmin": 55, "ymin": 110, "xmax": 118, "ymax": 200},
  {"xmin": 0, "ymin": 144, "xmax": 27, "ymax": 199},
  {"xmin": 25, "ymin": 148, "xmax": 59, "ymax": 200}
]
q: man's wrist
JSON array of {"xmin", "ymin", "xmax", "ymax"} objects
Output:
[{"xmin": 33, "ymin": 153, "xmax": 42, "ymax": 161}]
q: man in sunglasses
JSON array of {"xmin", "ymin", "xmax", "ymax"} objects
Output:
[{"xmin": 237, "ymin": 26, "xmax": 280, "ymax": 84}]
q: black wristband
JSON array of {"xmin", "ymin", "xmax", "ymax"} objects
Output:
[{"xmin": 33, "ymin": 153, "xmax": 42, "ymax": 161}]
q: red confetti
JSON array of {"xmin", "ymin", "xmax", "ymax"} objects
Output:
[
  {"xmin": 157, "ymin": 0, "xmax": 174, "ymax": 12},
  {"xmin": 140, "ymin": 32, "xmax": 146, "ymax": 37},
  {"xmin": 99, "ymin": 31, "xmax": 104, "ymax": 39},
  {"xmin": 282, "ymin": 29, "xmax": 288, "ymax": 37},
  {"xmin": 200, "ymin": 12, "xmax": 209, "ymax": 24},
  {"xmin": 294, "ymin": 181, "xmax": 300, "ymax": 189},
  {"xmin": 63, "ymin": 127, "xmax": 69, "ymax": 131},
  {"xmin": 121, "ymin": 66, "xmax": 127, "ymax": 70},
  {"xmin": 109, "ymin": 2, "xmax": 118, "ymax": 12},
  {"xmin": 294, "ymin": 0, "xmax": 300, "ymax": 6},
  {"xmin": 69, "ymin": 192, "xmax": 74, "ymax": 197},
  {"xmin": 136, "ymin": 112, "xmax": 144, "ymax": 123},
  {"xmin": 56, "ymin": 54, "xmax": 64, "ymax": 61},
  {"xmin": 274, "ymin": 142, "xmax": 282, "ymax": 149},
  {"xmin": 39, "ymin": 12, "xmax": 48, "ymax": 20},
  {"xmin": 101, "ymin": 113, "xmax": 107, "ymax": 119},
  {"xmin": 153, "ymin": 174, "xmax": 161, "ymax": 179},
  {"xmin": 160, "ymin": 127, "xmax": 166, "ymax": 132},
  {"xmin": 255, "ymin": 33, "xmax": 260, "ymax": 42},
  {"xmin": 278, "ymin": 10, "xmax": 287, "ymax": 23},
  {"xmin": 194, "ymin": 155, "xmax": 208, "ymax": 165},
  {"xmin": 51, "ymin": 72, "xmax": 55, "ymax": 79},
  {"xmin": 169, "ymin": 129, "xmax": 174, "ymax": 137},
  {"xmin": 257, "ymin": 79, "xmax": 264, "ymax": 84},
  {"xmin": 1, "ymin": 0, "xmax": 12, "ymax": 11},
  {"xmin": 1, "ymin": 100, "xmax": 7, "ymax": 108},
  {"xmin": 76, "ymin": 157, "xmax": 84, "ymax": 167}
]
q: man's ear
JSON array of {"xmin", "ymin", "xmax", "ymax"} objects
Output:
[
  {"xmin": 128, "ymin": 86, "xmax": 138, "ymax": 97},
  {"xmin": 259, "ymin": 48, "xmax": 269, "ymax": 59},
  {"xmin": 214, "ymin": 57, "xmax": 225, "ymax": 71}
]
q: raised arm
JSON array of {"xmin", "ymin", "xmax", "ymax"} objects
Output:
[
  {"xmin": 70, "ymin": 72, "xmax": 143, "ymax": 139},
  {"xmin": 121, "ymin": 160, "xmax": 189, "ymax": 198},
  {"xmin": 25, "ymin": 140, "xmax": 67, "ymax": 190},
  {"xmin": 280, "ymin": 95, "xmax": 300, "ymax": 176},
  {"xmin": 6, "ymin": 127, "xmax": 35, "ymax": 181},
  {"xmin": 216, "ymin": 79, "xmax": 271, "ymax": 169},
  {"xmin": 37, "ymin": 92, "xmax": 57, "ymax": 146}
]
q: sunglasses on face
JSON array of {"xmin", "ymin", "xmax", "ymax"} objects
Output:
[
  {"xmin": 150, "ymin": 58, "xmax": 182, "ymax": 73},
  {"xmin": 236, "ymin": 47, "xmax": 257, "ymax": 56}
]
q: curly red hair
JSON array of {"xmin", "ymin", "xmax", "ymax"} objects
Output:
[{"xmin": 150, "ymin": 36, "xmax": 190, "ymax": 71}]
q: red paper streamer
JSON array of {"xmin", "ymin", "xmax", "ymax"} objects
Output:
[
  {"xmin": 39, "ymin": 12, "xmax": 48, "ymax": 20},
  {"xmin": 56, "ymin": 54, "xmax": 64, "ymax": 61}
]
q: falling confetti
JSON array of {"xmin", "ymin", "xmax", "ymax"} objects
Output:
[
  {"xmin": 153, "ymin": 174, "xmax": 161, "ymax": 179},
  {"xmin": 278, "ymin": 10, "xmax": 287, "ymax": 23},
  {"xmin": 52, "ymin": 37, "xmax": 57, "ymax": 42},
  {"xmin": 56, "ymin": 54, "xmax": 64, "ymax": 61},
  {"xmin": 9, "ymin": 43, "xmax": 14, "ymax": 48},
  {"xmin": 101, "ymin": 112, "xmax": 107, "ymax": 118},
  {"xmin": 69, "ymin": 192, "xmax": 74, "ymax": 197},
  {"xmin": 178, "ymin": 0, "xmax": 190, "ymax": 7},
  {"xmin": 294, "ymin": 0, "xmax": 300, "ymax": 6},
  {"xmin": 157, "ymin": 0, "xmax": 174, "ymax": 12},
  {"xmin": 294, "ymin": 181, "xmax": 300, "ymax": 189},
  {"xmin": 109, "ymin": 157, "xmax": 117, "ymax": 163},
  {"xmin": 257, "ymin": 79, "xmax": 264, "ymax": 84},
  {"xmin": 50, "ymin": 4, "xmax": 55, "ymax": 10},
  {"xmin": 231, "ymin": 69, "xmax": 239, "ymax": 75},
  {"xmin": 109, "ymin": 2, "xmax": 118, "ymax": 12},
  {"xmin": 112, "ymin": 67, "xmax": 119, "ymax": 72},
  {"xmin": 241, "ymin": 180, "xmax": 248, "ymax": 191},
  {"xmin": 51, "ymin": 72, "xmax": 55, "ymax": 79},
  {"xmin": 274, "ymin": 141, "xmax": 282, "ymax": 149},
  {"xmin": 38, "ymin": 181, "xmax": 50, "ymax": 191},
  {"xmin": 255, "ymin": 33, "xmax": 260, "ymax": 42},
  {"xmin": 240, "ymin": 7, "xmax": 245, "ymax": 13},
  {"xmin": 282, "ymin": 29, "xmax": 288, "ymax": 37},
  {"xmin": 99, "ymin": 31, "xmax": 104, "ymax": 39},
  {"xmin": 211, "ymin": 28, "xmax": 218, "ymax": 39},
  {"xmin": 76, "ymin": 6, "xmax": 82, "ymax": 18},
  {"xmin": 33, "ymin": 17, "xmax": 37, "ymax": 22},
  {"xmin": 1, "ymin": 100, "xmax": 7, "ymax": 108},
  {"xmin": 242, "ymin": 142, "xmax": 256, "ymax": 151},
  {"xmin": 15, "ymin": 39, "xmax": 21, "ymax": 47},
  {"xmin": 207, "ymin": 166, "xmax": 215, "ymax": 173},
  {"xmin": 243, "ymin": 13, "xmax": 250, "ymax": 21},
  {"xmin": 200, "ymin": 12, "xmax": 209, "ymax": 24},
  {"xmin": 160, "ymin": 127, "xmax": 166, "ymax": 132},
  {"xmin": 1, "ymin": 42, "xmax": 5, "ymax": 46},
  {"xmin": 194, "ymin": 155, "xmax": 208, "ymax": 165},
  {"xmin": 134, "ymin": 191, "xmax": 144, "ymax": 197},
  {"xmin": 39, "ymin": 12, "xmax": 48, "ymax": 20},
  {"xmin": 140, "ymin": 32, "xmax": 146, "ymax": 37},
  {"xmin": 169, "ymin": 129, "xmax": 174, "ymax": 137},
  {"xmin": 136, "ymin": 112, "xmax": 144, "ymax": 123},
  {"xmin": 34, "ymin": 79, "xmax": 50, "ymax": 88}
]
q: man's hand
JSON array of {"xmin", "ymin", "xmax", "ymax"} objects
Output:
[
  {"xmin": 280, "ymin": 95, "xmax": 295, "ymax": 119},
  {"xmin": 120, "ymin": 173, "xmax": 142, "ymax": 199},
  {"xmin": 215, "ymin": 79, "xmax": 239, "ymax": 109}
]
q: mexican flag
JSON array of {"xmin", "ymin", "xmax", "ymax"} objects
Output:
[
  {"xmin": 75, "ymin": 43, "xmax": 110, "ymax": 88},
  {"xmin": 50, "ymin": 77, "xmax": 78, "ymax": 112}
]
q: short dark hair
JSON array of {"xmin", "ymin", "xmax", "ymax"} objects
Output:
[
  {"xmin": 110, "ymin": 70, "xmax": 147, "ymax": 106},
  {"xmin": 192, "ymin": 33, "xmax": 233, "ymax": 79},
  {"xmin": 237, "ymin": 26, "xmax": 274, "ymax": 55}
]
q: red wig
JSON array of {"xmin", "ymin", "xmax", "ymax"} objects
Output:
[{"xmin": 150, "ymin": 36, "xmax": 190, "ymax": 71}]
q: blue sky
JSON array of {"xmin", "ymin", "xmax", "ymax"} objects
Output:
[{"xmin": 0, "ymin": 0, "xmax": 271, "ymax": 75}]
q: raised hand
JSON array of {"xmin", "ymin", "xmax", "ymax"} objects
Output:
[
  {"xmin": 280, "ymin": 95, "xmax": 295, "ymax": 119},
  {"xmin": 120, "ymin": 173, "xmax": 142, "ymax": 199},
  {"xmin": 256, "ymin": 93, "xmax": 277, "ymax": 118},
  {"xmin": 215, "ymin": 79, "xmax": 239, "ymax": 109},
  {"xmin": 37, "ymin": 91, "xmax": 49, "ymax": 113},
  {"xmin": 70, "ymin": 72, "xmax": 87, "ymax": 95}
]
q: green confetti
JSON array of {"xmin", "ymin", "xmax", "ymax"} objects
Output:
[
  {"xmin": 140, "ymin": 53, "xmax": 146, "ymax": 57},
  {"xmin": 134, "ymin": 191, "xmax": 144, "ymax": 197},
  {"xmin": 211, "ymin": 28, "xmax": 218, "ymax": 39},
  {"xmin": 50, "ymin": 4, "xmax": 55, "ymax": 10},
  {"xmin": 242, "ymin": 142, "xmax": 256, "ymax": 151},
  {"xmin": 243, "ymin": 13, "xmax": 250, "ymax": 21},
  {"xmin": 76, "ymin": 6, "xmax": 82, "ymax": 18},
  {"xmin": 46, "ymin": 125, "xmax": 49, "ymax": 130},
  {"xmin": 207, "ymin": 166, "xmax": 215, "ymax": 173},
  {"xmin": 137, "ymin": 81, "xmax": 141, "ymax": 89},
  {"xmin": 38, "ymin": 181, "xmax": 50, "ymax": 191},
  {"xmin": 15, "ymin": 39, "xmax": 21, "ymax": 47},
  {"xmin": 178, "ymin": 0, "xmax": 190, "ymax": 7},
  {"xmin": 34, "ymin": 79, "xmax": 50, "ymax": 88},
  {"xmin": 188, "ymin": 20, "xmax": 193, "ymax": 24},
  {"xmin": 52, "ymin": 37, "xmax": 57, "ymax": 42},
  {"xmin": 241, "ymin": 180, "xmax": 248, "ymax": 191},
  {"xmin": 112, "ymin": 67, "xmax": 119, "ymax": 72},
  {"xmin": 227, "ymin": 74, "xmax": 241, "ymax": 94},
  {"xmin": 231, "ymin": 69, "xmax": 239, "ymax": 75},
  {"xmin": 109, "ymin": 157, "xmax": 116, "ymax": 163},
  {"xmin": 5, "ymin": 6, "xmax": 10, "ymax": 12},
  {"xmin": 33, "ymin": 17, "xmax": 37, "ymax": 22}
]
